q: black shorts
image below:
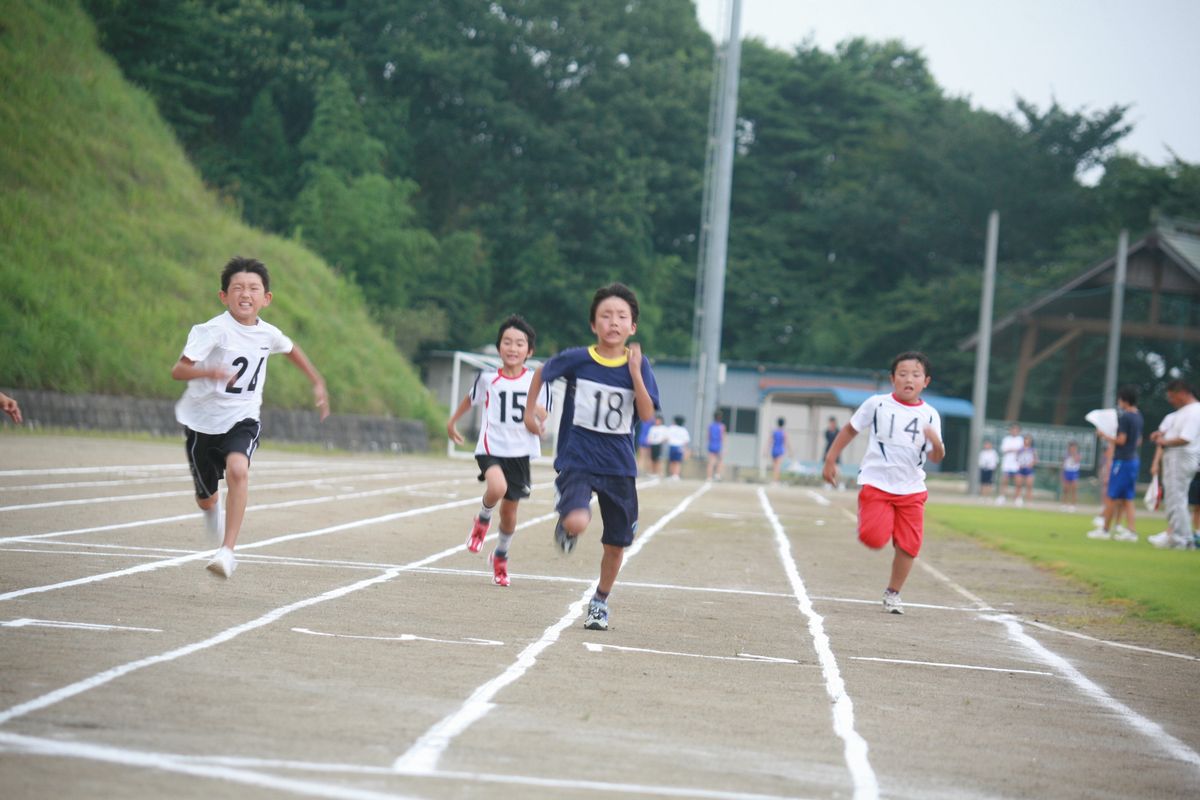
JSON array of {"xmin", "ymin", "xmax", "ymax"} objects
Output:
[
  {"xmin": 184, "ymin": 418, "xmax": 262, "ymax": 499},
  {"xmin": 555, "ymin": 469, "xmax": 638, "ymax": 548},
  {"xmin": 1190, "ymin": 473, "xmax": 1200, "ymax": 506},
  {"xmin": 475, "ymin": 455, "xmax": 532, "ymax": 502},
  {"xmin": 649, "ymin": 443, "xmax": 663, "ymax": 461},
  {"xmin": 979, "ymin": 468, "xmax": 994, "ymax": 485}
]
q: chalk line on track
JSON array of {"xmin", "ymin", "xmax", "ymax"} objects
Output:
[
  {"xmin": 392, "ymin": 483, "xmax": 711, "ymax": 775},
  {"xmin": 757, "ymin": 487, "xmax": 879, "ymax": 800}
]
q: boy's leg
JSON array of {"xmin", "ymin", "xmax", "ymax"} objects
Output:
[
  {"xmin": 221, "ymin": 452, "xmax": 249, "ymax": 550},
  {"xmin": 598, "ymin": 544, "xmax": 624, "ymax": 595},
  {"xmin": 888, "ymin": 549, "xmax": 916, "ymax": 593}
]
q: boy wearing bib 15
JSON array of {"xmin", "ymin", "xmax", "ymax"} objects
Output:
[
  {"xmin": 822, "ymin": 351, "xmax": 945, "ymax": 615},
  {"xmin": 524, "ymin": 283, "xmax": 660, "ymax": 631}
]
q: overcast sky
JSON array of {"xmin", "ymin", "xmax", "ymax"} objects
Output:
[{"xmin": 695, "ymin": 0, "xmax": 1198, "ymax": 169}]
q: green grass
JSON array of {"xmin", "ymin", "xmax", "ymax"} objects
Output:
[
  {"xmin": 0, "ymin": 1, "xmax": 443, "ymax": 431},
  {"xmin": 927, "ymin": 504, "xmax": 1200, "ymax": 633}
]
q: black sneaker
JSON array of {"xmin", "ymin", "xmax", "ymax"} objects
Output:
[
  {"xmin": 584, "ymin": 598, "xmax": 609, "ymax": 630},
  {"xmin": 554, "ymin": 519, "xmax": 576, "ymax": 554}
]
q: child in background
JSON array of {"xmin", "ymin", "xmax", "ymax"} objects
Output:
[
  {"xmin": 524, "ymin": 283, "xmax": 660, "ymax": 631},
  {"xmin": 706, "ymin": 410, "xmax": 727, "ymax": 481},
  {"xmin": 172, "ymin": 256, "xmax": 329, "ymax": 578},
  {"xmin": 446, "ymin": 315, "xmax": 550, "ymax": 586},
  {"xmin": 822, "ymin": 351, "xmax": 945, "ymax": 615},
  {"xmin": 1016, "ymin": 434, "xmax": 1038, "ymax": 506},
  {"xmin": 646, "ymin": 414, "xmax": 667, "ymax": 477},
  {"xmin": 768, "ymin": 418, "xmax": 790, "ymax": 484},
  {"xmin": 665, "ymin": 415, "xmax": 691, "ymax": 480},
  {"xmin": 998, "ymin": 423, "xmax": 1023, "ymax": 505},
  {"xmin": 978, "ymin": 439, "xmax": 998, "ymax": 498},
  {"xmin": 1060, "ymin": 441, "xmax": 1080, "ymax": 510}
]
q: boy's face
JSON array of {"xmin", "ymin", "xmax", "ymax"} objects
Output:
[
  {"xmin": 590, "ymin": 296, "xmax": 637, "ymax": 349},
  {"xmin": 220, "ymin": 271, "xmax": 271, "ymax": 325},
  {"xmin": 890, "ymin": 358, "xmax": 930, "ymax": 404},
  {"xmin": 497, "ymin": 327, "xmax": 532, "ymax": 369}
]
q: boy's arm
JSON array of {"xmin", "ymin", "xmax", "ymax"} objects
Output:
[
  {"xmin": 924, "ymin": 425, "xmax": 946, "ymax": 463},
  {"xmin": 285, "ymin": 345, "xmax": 330, "ymax": 421},
  {"xmin": 822, "ymin": 424, "xmax": 858, "ymax": 483},
  {"xmin": 0, "ymin": 391, "xmax": 22, "ymax": 425},
  {"xmin": 627, "ymin": 344, "xmax": 655, "ymax": 422},
  {"xmin": 446, "ymin": 394, "xmax": 473, "ymax": 445},
  {"xmin": 171, "ymin": 356, "xmax": 231, "ymax": 383},
  {"xmin": 524, "ymin": 366, "xmax": 546, "ymax": 435}
]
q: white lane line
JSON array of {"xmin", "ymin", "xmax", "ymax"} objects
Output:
[
  {"xmin": 0, "ymin": 465, "xmax": 437, "ymax": 493},
  {"xmin": 1, "ymin": 618, "xmax": 162, "ymax": 632},
  {"xmin": 916, "ymin": 559, "xmax": 990, "ymax": 609},
  {"xmin": 0, "ymin": 493, "xmax": 482, "ymax": 602},
  {"xmin": 986, "ymin": 613, "xmax": 1200, "ymax": 770},
  {"xmin": 804, "ymin": 489, "xmax": 831, "ymax": 507},
  {"xmin": 0, "ymin": 476, "xmax": 475, "ymax": 545},
  {"xmin": 1020, "ymin": 619, "xmax": 1200, "ymax": 662},
  {"xmin": 0, "ymin": 471, "xmax": 405, "ymax": 512},
  {"xmin": 0, "ymin": 731, "xmax": 421, "ymax": 800},
  {"xmin": 849, "ymin": 656, "xmax": 1055, "ymax": 677},
  {"xmin": 293, "ymin": 628, "xmax": 503, "ymax": 647},
  {"xmin": 392, "ymin": 484, "xmax": 711, "ymax": 775},
  {"xmin": 0, "ymin": 731, "xmax": 810, "ymax": 800},
  {"xmin": 758, "ymin": 487, "xmax": 879, "ymax": 800},
  {"xmin": 584, "ymin": 642, "xmax": 802, "ymax": 664}
]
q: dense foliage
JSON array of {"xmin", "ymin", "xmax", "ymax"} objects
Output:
[{"xmin": 80, "ymin": 0, "xmax": 1199, "ymax": 422}]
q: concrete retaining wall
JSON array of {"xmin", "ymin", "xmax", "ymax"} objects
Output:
[{"xmin": 0, "ymin": 388, "xmax": 429, "ymax": 454}]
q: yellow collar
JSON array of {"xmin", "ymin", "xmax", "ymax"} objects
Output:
[{"xmin": 589, "ymin": 345, "xmax": 628, "ymax": 367}]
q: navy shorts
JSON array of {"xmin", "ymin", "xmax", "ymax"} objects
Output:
[
  {"xmin": 184, "ymin": 418, "xmax": 262, "ymax": 499},
  {"xmin": 979, "ymin": 468, "xmax": 994, "ymax": 485},
  {"xmin": 555, "ymin": 469, "xmax": 639, "ymax": 548},
  {"xmin": 1107, "ymin": 458, "xmax": 1139, "ymax": 500},
  {"xmin": 1189, "ymin": 474, "xmax": 1200, "ymax": 506},
  {"xmin": 668, "ymin": 446, "xmax": 684, "ymax": 463},
  {"xmin": 475, "ymin": 455, "xmax": 532, "ymax": 502}
]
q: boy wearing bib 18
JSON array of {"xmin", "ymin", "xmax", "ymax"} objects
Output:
[{"xmin": 524, "ymin": 283, "xmax": 660, "ymax": 631}]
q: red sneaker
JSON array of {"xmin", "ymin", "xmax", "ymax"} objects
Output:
[
  {"xmin": 466, "ymin": 516, "xmax": 488, "ymax": 553},
  {"xmin": 489, "ymin": 551, "xmax": 509, "ymax": 587}
]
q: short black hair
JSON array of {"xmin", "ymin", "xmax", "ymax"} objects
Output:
[
  {"xmin": 495, "ymin": 314, "xmax": 536, "ymax": 352},
  {"xmin": 1166, "ymin": 379, "xmax": 1194, "ymax": 395},
  {"xmin": 674, "ymin": 415, "xmax": 685, "ymax": 425},
  {"xmin": 777, "ymin": 417, "xmax": 785, "ymax": 427},
  {"xmin": 221, "ymin": 256, "xmax": 270, "ymax": 293},
  {"xmin": 1117, "ymin": 385, "xmax": 1138, "ymax": 405},
  {"xmin": 590, "ymin": 282, "xmax": 639, "ymax": 324},
  {"xmin": 890, "ymin": 350, "xmax": 931, "ymax": 375}
]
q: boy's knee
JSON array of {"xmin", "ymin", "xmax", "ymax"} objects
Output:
[
  {"xmin": 197, "ymin": 494, "xmax": 219, "ymax": 511},
  {"xmin": 563, "ymin": 509, "xmax": 590, "ymax": 535},
  {"xmin": 858, "ymin": 529, "xmax": 889, "ymax": 550}
]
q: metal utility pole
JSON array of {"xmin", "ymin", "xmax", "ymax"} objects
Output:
[
  {"xmin": 968, "ymin": 211, "xmax": 999, "ymax": 496},
  {"xmin": 1101, "ymin": 229, "xmax": 1128, "ymax": 409},
  {"xmin": 690, "ymin": 0, "xmax": 742, "ymax": 450}
]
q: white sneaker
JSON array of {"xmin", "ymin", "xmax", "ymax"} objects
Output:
[
  {"xmin": 1086, "ymin": 528, "xmax": 1112, "ymax": 540},
  {"xmin": 1147, "ymin": 531, "xmax": 1171, "ymax": 547},
  {"xmin": 995, "ymin": 496, "xmax": 1005, "ymax": 506},
  {"xmin": 1112, "ymin": 529, "xmax": 1138, "ymax": 542},
  {"xmin": 1015, "ymin": 497, "xmax": 1024, "ymax": 507},
  {"xmin": 206, "ymin": 546, "xmax": 237, "ymax": 578},
  {"xmin": 1092, "ymin": 515, "xmax": 1105, "ymax": 527},
  {"xmin": 882, "ymin": 590, "xmax": 904, "ymax": 615}
]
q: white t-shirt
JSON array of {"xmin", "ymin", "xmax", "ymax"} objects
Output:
[
  {"xmin": 978, "ymin": 448, "xmax": 999, "ymax": 471},
  {"xmin": 1000, "ymin": 434, "xmax": 1024, "ymax": 473},
  {"xmin": 646, "ymin": 424, "xmax": 668, "ymax": 446},
  {"xmin": 468, "ymin": 366, "xmax": 550, "ymax": 458},
  {"xmin": 175, "ymin": 312, "xmax": 293, "ymax": 435},
  {"xmin": 1161, "ymin": 402, "xmax": 1200, "ymax": 459},
  {"xmin": 849, "ymin": 393, "xmax": 943, "ymax": 495},
  {"xmin": 666, "ymin": 424, "xmax": 691, "ymax": 448}
]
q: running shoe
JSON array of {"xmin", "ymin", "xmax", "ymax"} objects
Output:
[
  {"xmin": 206, "ymin": 546, "xmax": 237, "ymax": 578},
  {"xmin": 489, "ymin": 551, "xmax": 509, "ymax": 587},
  {"xmin": 584, "ymin": 598, "xmax": 609, "ymax": 630},
  {"xmin": 1086, "ymin": 528, "xmax": 1112, "ymax": 540},
  {"xmin": 466, "ymin": 516, "xmax": 488, "ymax": 554},
  {"xmin": 554, "ymin": 519, "xmax": 576, "ymax": 555},
  {"xmin": 1112, "ymin": 528, "xmax": 1138, "ymax": 542},
  {"xmin": 1147, "ymin": 531, "xmax": 1171, "ymax": 547},
  {"xmin": 882, "ymin": 589, "xmax": 903, "ymax": 615}
]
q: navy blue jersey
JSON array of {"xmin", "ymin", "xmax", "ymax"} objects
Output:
[
  {"xmin": 1114, "ymin": 409, "xmax": 1143, "ymax": 460},
  {"xmin": 541, "ymin": 346, "xmax": 660, "ymax": 476}
]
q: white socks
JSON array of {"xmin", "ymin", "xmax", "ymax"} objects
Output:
[{"xmin": 203, "ymin": 496, "xmax": 225, "ymax": 546}]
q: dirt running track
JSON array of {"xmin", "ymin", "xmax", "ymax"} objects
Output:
[{"xmin": 0, "ymin": 432, "xmax": 1197, "ymax": 799}]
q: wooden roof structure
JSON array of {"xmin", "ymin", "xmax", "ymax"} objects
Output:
[{"xmin": 959, "ymin": 220, "xmax": 1200, "ymax": 423}]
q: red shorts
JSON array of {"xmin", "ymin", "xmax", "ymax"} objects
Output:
[{"xmin": 857, "ymin": 484, "xmax": 928, "ymax": 557}]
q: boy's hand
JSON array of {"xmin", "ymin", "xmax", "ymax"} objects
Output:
[
  {"xmin": 447, "ymin": 420, "xmax": 464, "ymax": 445},
  {"xmin": 313, "ymin": 382, "xmax": 330, "ymax": 421},
  {"xmin": 524, "ymin": 409, "xmax": 544, "ymax": 436},
  {"xmin": 923, "ymin": 425, "xmax": 943, "ymax": 448},
  {"xmin": 821, "ymin": 460, "xmax": 838, "ymax": 486},
  {"xmin": 0, "ymin": 394, "xmax": 21, "ymax": 425},
  {"xmin": 628, "ymin": 343, "xmax": 642, "ymax": 375}
]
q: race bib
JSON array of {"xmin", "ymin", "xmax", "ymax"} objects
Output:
[{"xmin": 573, "ymin": 378, "xmax": 635, "ymax": 434}]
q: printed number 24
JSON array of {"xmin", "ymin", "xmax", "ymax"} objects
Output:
[{"xmin": 225, "ymin": 356, "xmax": 264, "ymax": 394}]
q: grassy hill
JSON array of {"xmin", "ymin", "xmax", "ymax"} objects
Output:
[{"xmin": 0, "ymin": 0, "xmax": 442, "ymax": 432}]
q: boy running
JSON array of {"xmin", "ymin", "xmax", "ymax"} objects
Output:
[
  {"xmin": 524, "ymin": 283, "xmax": 660, "ymax": 631},
  {"xmin": 446, "ymin": 315, "xmax": 550, "ymax": 586},
  {"xmin": 822, "ymin": 351, "xmax": 945, "ymax": 615},
  {"xmin": 172, "ymin": 256, "xmax": 329, "ymax": 578}
]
